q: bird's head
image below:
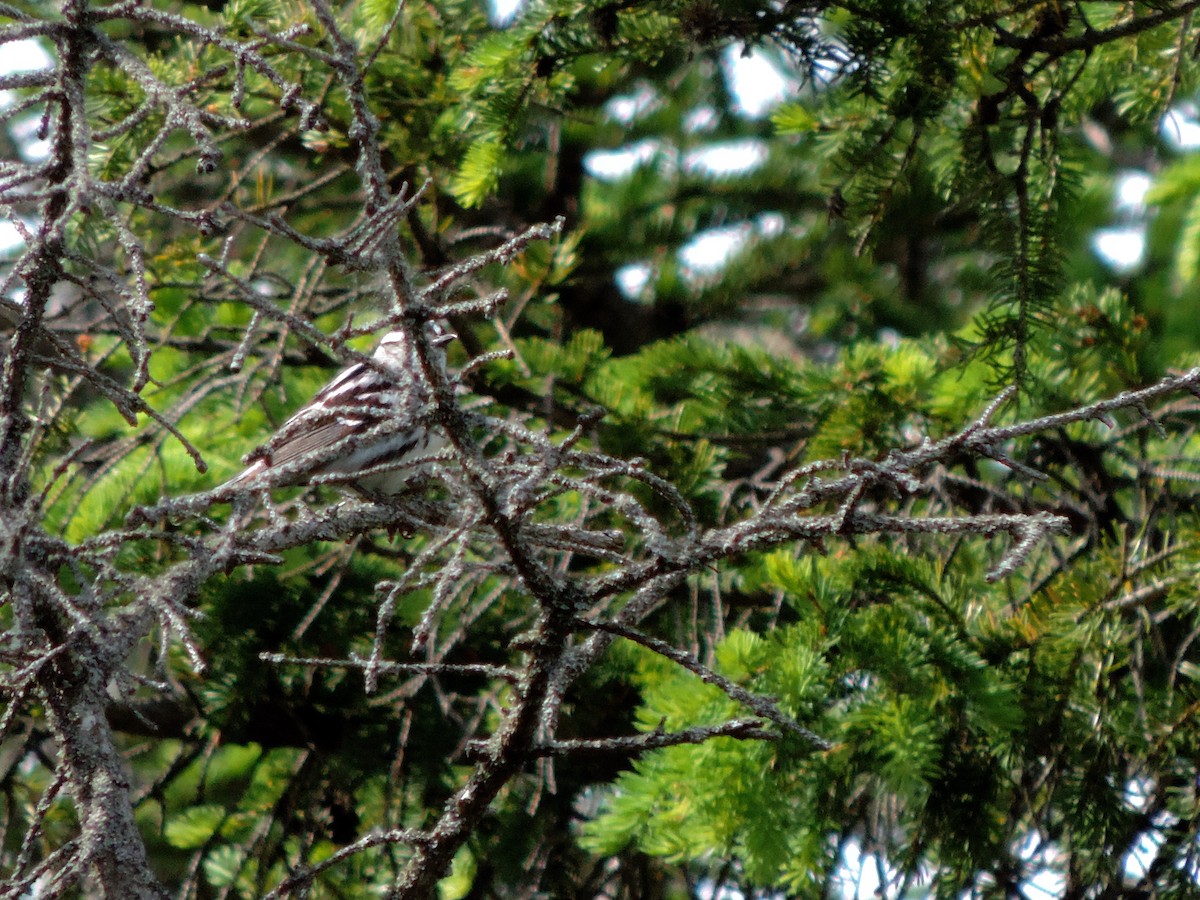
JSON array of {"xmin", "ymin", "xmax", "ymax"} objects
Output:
[{"xmin": 373, "ymin": 321, "xmax": 456, "ymax": 365}]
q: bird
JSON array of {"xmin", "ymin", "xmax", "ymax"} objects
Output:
[{"xmin": 225, "ymin": 322, "xmax": 455, "ymax": 495}]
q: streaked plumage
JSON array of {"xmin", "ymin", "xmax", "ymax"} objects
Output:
[{"xmin": 227, "ymin": 323, "xmax": 454, "ymax": 494}]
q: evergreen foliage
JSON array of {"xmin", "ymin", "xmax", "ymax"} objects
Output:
[{"xmin": 4, "ymin": 0, "xmax": 1200, "ymax": 897}]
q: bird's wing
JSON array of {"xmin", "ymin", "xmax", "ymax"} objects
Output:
[
  {"xmin": 234, "ymin": 363, "xmax": 391, "ymax": 479},
  {"xmin": 256, "ymin": 418, "xmax": 361, "ymax": 471}
]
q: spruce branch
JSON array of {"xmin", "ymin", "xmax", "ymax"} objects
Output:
[
  {"xmin": 530, "ymin": 718, "xmax": 778, "ymax": 757},
  {"xmin": 6, "ymin": 2, "xmax": 1200, "ymax": 896}
]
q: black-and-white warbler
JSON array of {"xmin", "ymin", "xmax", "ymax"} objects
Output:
[{"xmin": 226, "ymin": 322, "xmax": 455, "ymax": 494}]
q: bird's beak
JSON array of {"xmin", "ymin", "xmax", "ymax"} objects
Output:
[{"xmin": 433, "ymin": 329, "xmax": 457, "ymax": 348}]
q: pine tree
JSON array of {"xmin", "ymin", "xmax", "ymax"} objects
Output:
[{"xmin": 4, "ymin": 1, "xmax": 1200, "ymax": 897}]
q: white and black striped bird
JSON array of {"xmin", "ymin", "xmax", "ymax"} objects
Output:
[{"xmin": 226, "ymin": 322, "xmax": 455, "ymax": 494}]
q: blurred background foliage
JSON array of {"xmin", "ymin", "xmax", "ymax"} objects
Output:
[{"xmin": 9, "ymin": 0, "xmax": 1200, "ymax": 896}]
